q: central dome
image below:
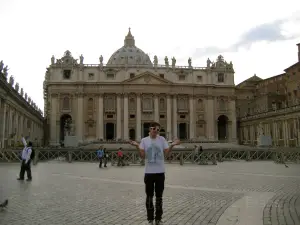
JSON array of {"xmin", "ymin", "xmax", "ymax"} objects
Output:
[{"xmin": 107, "ymin": 28, "xmax": 153, "ymax": 66}]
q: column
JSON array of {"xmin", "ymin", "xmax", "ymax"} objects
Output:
[
  {"xmin": 76, "ymin": 94, "xmax": 84, "ymax": 143},
  {"xmin": 285, "ymin": 121, "xmax": 289, "ymax": 147},
  {"xmin": 97, "ymin": 94, "xmax": 104, "ymax": 140},
  {"xmin": 0, "ymin": 100, "xmax": 6, "ymax": 148},
  {"xmin": 189, "ymin": 95, "xmax": 195, "ymax": 139},
  {"xmin": 116, "ymin": 94, "xmax": 122, "ymax": 140},
  {"xmin": 272, "ymin": 121, "xmax": 277, "ymax": 146},
  {"xmin": 123, "ymin": 94, "xmax": 129, "ymax": 140},
  {"xmin": 172, "ymin": 95, "xmax": 177, "ymax": 138},
  {"xmin": 230, "ymin": 99, "xmax": 237, "ymax": 142},
  {"xmin": 205, "ymin": 97, "xmax": 215, "ymax": 140},
  {"xmin": 294, "ymin": 118, "xmax": 298, "ymax": 146},
  {"xmin": 50, "ymin": 94, "xmax": 58, "ymax": 145},
  {"xmin": 154, "ymin": 94, "xmax": 159, "ymax": 122},
  {"xmin": 166, "ymin": 95, "xmax": 172, "ymax": 140},
  {"xmin": 136, "ymin": 94, "xmax": 141, "ymax": 141}
]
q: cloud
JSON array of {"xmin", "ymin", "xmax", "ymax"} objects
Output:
[{"xmin": 193, "ymin": 14, "xmax": 300, "ymax": 58}]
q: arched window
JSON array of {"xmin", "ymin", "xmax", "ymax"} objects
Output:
[
  {"xmin": 105, "ymin": 96, "xmax": 115, "ymax": 109},
  {"xmin": 219, "ymin": 99, "xmax": 225, "ymax": 110},
  {"xmin": 88, "ymin": 98, "xmax": 93, "ymax": 111},
  {"xmin": 178, "ymin": 98, "xmax": 185, "ymax": 109},
  {"xmin": 62, "ymin": 97, "xmax": 70, "ymax": 110},
  {"xmin": 159, "ymin": 98, "xmax": 165, "ymax": 110},
  {"xmin": 143, "ymin": 97, "xmax": 152, "ymax": 110},
  {"xmin": 196, "ymin": 99, "xmax": 203, "ymax": 110},
  {"xmin": 129, "ymin": 98, "xmax": 135, "ymax": 110}
]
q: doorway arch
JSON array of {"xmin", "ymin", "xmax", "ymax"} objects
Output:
[
  {"xmin": 218, "ymin": 115, "xmax": 228, "ymax": 140},
  {"xmin": 105, "ymin": 123, "xmax": 115, "ymax": 140},
  {"xmin": 60, "ymin": 114, "xmax": 72, "ymax": 143},
  {"xmin": 129, "ymin": 129, "xmax": 135, "ymax": 140}
]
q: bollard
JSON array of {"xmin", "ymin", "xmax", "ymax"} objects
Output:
[
  {"xmin": 33, "ymin": 149, "xmax": 39, "ymax": 165},
  {"xmin": 68, "ymin": 151, "xmax": 72, "ymax": 163},
  {"xmin": 180, "ymin": 153, "xmax": 183, "ymax": 165}
]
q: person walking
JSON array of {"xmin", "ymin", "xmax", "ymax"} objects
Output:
[
  {"xmin": 103, "ymin": 148, "xmax": 108, "ymax": 167},
  {"xmin": 17, "ymin": 136, "xmax": 34, "ymax": 181},
  {"xmin": 129, "ymin": 121, "xmax": 180, "ymax": 225},
  {"xmin": 97, "ymin": 146, "xmax": 104, "ymax": 168}
]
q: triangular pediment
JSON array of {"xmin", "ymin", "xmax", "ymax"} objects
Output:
[{"xmin": 122, "ymin": 72, "xmax": 172, "ymax": 84}]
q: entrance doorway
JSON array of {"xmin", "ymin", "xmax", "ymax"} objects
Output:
[
  {"xmin": 218, "ymin": 115, "xmax": 228, "ymax": 140},
  {"xmin": 129, "ymin": 129, "xmax": 135, "ymax": 140},
  {"xmin": 105, "ymin": 123, "xmax": 115, "ymax": 140},
  {"xmin": 143, "ymin": 123, "xmax": 150, "ymax": 137},
  {"xmin": 60, "ymin": 114, "xmax": 72, "ymax": 143},
  {"xmin": 179, "ymin": 123, "xmax": 187, "ymax": 139}
]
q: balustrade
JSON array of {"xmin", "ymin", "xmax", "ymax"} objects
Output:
[{"xmin": 1, "ymin": 148, "xmax": 299, "ymax": 165}]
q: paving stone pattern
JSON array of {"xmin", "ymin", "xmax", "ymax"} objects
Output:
[{"xmin": 0, "ymin": 161, "xmax": 299, "ymax": 225}]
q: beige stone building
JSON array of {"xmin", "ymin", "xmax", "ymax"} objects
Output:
[
  {"xmin": 0, "ymin": 61, "xmax": 44, "ymax": 148},
  {"xmin": 44, "ymin": 29, "xmax": 237, "ymax": 146},
  {"xmin": 237, "ymin": 43, "xmax": 300, "ymax": 147}
]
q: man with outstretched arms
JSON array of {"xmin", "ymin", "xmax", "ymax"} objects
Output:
[{"xmin": 129, "ymin": 122, "xmax": 180, "ymax": 225}]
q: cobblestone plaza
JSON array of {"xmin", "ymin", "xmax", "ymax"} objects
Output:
[{"xmin": 0, "ymin": 161, "xmax": 299, "ymax": 225}]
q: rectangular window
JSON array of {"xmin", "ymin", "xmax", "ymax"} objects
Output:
[
  {"xmin": 179, "ymin": 75, "xmax": 185, "ymax": 81},
  {"xmin": 217, "ymin": 73, "xmax": 224, "ymax": 82},
  {"xmin": 88, "ymin": 73, "xmax": 94, "ymax": 80},
  {"xmin": 197, "ymin": 76, "xmax": 202, "ymax": 82},
  {"xmin": 130, "ymin": 73, "xmax": 135, "ymax": 79},
  {"xmin": 63, "ymin": 70, "xmax": 71, "ymax": 79},
  {"xmin": 159, "ymin": 74, "xmax": 164, "ymax": 79},
  {"xmin": 130, "ymin": 114, "xmax": 135, "ymax": 119},
  {"xmin": 106, "ymin": 74, "xmax": 115, "ymax": 80},
  {"xmin": 107, "ymin": 114, "xmax": 113, "ymax": 119},
  {"xmin": 160, "ymin": 115, "xmax": 165, "ymax": 118},
  {"xmin": 180, "ymin": 115, "xmax": 185, "ymax": 119}
]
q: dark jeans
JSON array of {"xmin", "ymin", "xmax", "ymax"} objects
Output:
[
  {"xmin": 99, "ymin": 157, "xmax": 107, "ymax": 168},
  {"xmin": 117, "ymin": 156, "xmax": 124, "ymax": 166},
  {"xmin": 144, "ymin": 173, "xmax": 165, "ymax": 221},
  {"xmin": 19, "ymin": 160, "xmax": 32, "ymax": 180}
]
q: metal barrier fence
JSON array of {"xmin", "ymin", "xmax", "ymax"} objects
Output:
[{"xmin": 0, "ymin": 148, "xmax": 299, "ymax": 165}]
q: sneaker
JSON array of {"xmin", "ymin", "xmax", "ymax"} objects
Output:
[
  {"xmin": 155, "ymin": 220, "xmax": 163, "ymax": 225},
  {"xmin": 147, "ymin": 221, "xmax": 154, "ymax": 225},
  {"xmin": 17, "ymin": 178, "xmax": 24, "ymax": 181},
  {"xmin": 26, "ymin": 178, "xmax": 32, "ymax": 181}
]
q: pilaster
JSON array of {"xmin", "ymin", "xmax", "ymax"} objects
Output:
[
  {"xmin": 50, "ymin": 94, "xmax": 58, "ymax": 145},
  {"xmin": 97, "ymin": 94, "xmax": 104, "ymax": 140},
  {"xmin": 76, "ymin": 93, "xmax": 84, "ymax": 143},
  {"xmin": 172, "ymin": 94, "xmax": 177, "ymax": 138},
  {"xmin": 166, "ymin": 94, "xmax": 172, "ymax": 140},
  {"xmin": 189, "ymin": 95, "xmax": 195, "ymax": 139},
  {"xmin": 205, "ymin": 96, "xmax": 215, "ymax": 140},
  {"xmin": 154, "ymin": 94, "xmax": 159, "ymax": 122},
  {"xmin": 123, "ymin": 93, "xmax": 129, "ymax": 140},
  {"xmin": 116, "ymin": 93, "xmax": 122, "ymax": 140},
  {"xmin": 136, "ymin": 93, "xmax": 141, "ymax": 141},
  {"xmin": 0, "ymin": 100, "xmax": 7, "ymax": 148}
]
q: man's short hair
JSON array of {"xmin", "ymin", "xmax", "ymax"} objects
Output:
[{"xmin": 149, "ymin": 122, "xmax": 160, "ymax": 128}]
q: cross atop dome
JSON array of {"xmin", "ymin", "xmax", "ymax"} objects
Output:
[{"xmin": 124, "ymin": 27, "xmax": 135, "ymax": 47}]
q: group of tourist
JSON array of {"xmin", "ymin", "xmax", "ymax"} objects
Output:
[
  {"xmin": 96, "ymin": 147, "xmax": 125, "ymax": 167},
  {"xmin": 2, "ymin": 121, "xmax": 181, "ymax": 225}
]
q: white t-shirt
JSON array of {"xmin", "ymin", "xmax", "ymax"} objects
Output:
[{"xmin": 139, "ymin": 136, "xmax": 169, "ymax": 174}]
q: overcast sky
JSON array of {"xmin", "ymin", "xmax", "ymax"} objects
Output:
[{"xmin": 1, "ymin": 0, "xmax": 300, "ymax": 111}]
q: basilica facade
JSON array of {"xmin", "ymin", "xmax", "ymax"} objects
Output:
[{"xmin": 44, "ymin": 29, "xmax": 237, "ymax": 146}]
